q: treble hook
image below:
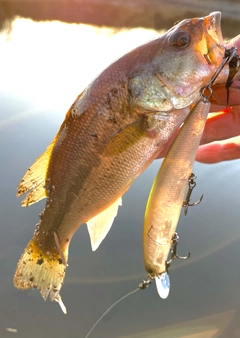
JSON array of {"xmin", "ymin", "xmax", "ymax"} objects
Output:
[
  {"xmin": 183, "ymin": 173, "xmax": 203, "ymax": 216},
  {"xmin": 165, "ymin": 233, "xmax": 190, "ymax": 271}
]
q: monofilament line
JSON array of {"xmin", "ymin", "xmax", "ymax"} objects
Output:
[{"xmin": 84, "ymin": 288, "xmax": 139, "ymax": 338}]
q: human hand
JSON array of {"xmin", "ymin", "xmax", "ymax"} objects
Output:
[{"xmin": 158, "ymin": 34, "xmax": 240, "ymax": 164}]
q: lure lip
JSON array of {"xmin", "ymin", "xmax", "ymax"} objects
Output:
[{"xmin": 155, "ymin": 272, "xmax": 170, "ymax": 299}]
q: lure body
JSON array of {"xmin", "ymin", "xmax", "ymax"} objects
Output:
[{"xmin": 143, "ymin": 99, "xmax": 210, "ymax": 278}]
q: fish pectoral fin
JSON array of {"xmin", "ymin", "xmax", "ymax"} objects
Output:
[
  {"xmin": 87, "ymin": 197, "xmax": 122, "ymax": 251},
  {"xmin": 103, "ymin": 119, "xmax": 146, "ymax": 156},
  {"xmin": 17, "ymin": 140, "xmax": 55, "ymax": 206}
]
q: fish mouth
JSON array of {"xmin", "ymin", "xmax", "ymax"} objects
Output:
[
  {"xmin": 204, "ymin": 12, "xmax": 223, "ymax": 46},
  {"xmin": 203, "ymin": 12, "xmax": 225, "ymax": 66},
  {"xmin": 195, "ymin": 11, "xmax": 225, "ymax": 67}
]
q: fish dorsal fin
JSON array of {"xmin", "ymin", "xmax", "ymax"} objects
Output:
[
  {"xmin": 87, "ymin": 197, "xmax": 122, "ymax": 251},
  {"xmin": 17, "ymin": 108, "xmax": 74, "ymax": 207},
  {"xmin": 17, "ymin": 140, "xmax": 55, "ymax": 206}
]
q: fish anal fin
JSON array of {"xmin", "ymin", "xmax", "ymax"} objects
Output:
[
  {"xmin": 87, "ymin": 197, "xmax": 122, "ymax": 251},
  {"xmin": 13, "ymin": 238, "xmax": 68, "ymax": 314}
]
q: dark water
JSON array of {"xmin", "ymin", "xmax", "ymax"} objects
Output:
[{"xmin": 1, "ymin": 9, "xmax": 240, "ymax": 338}]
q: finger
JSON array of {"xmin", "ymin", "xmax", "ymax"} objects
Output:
[
  {"xmin": 157, "ymin": 105, "xmax": 240, "ymax": 159},
  {"xmin": 200, "ymin": 106, "xmax": 240, "ymax": 145},
  {"xmin": 210, "ymin": 85, "xmax": 240, "ymax": 108},
  {"xmin": 196, "ymin": 138, "xmax": 240, "ymax": 163},
  {"xmin": 225, "ymin": 34, "xmax": 240, "ymax": 51}
]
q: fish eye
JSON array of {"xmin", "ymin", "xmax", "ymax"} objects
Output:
[{"xmin": 169, "ymin": 31, "xmax": 191, "ymax": 48}]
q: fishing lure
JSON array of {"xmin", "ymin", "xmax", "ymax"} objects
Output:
[{"xmin": 143, "ymin": 96, "xmax": 211, "ymax": 297}]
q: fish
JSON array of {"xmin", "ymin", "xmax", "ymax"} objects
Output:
[
  {"xmin": 13, "ymin": 11, "xmax": 225, "ymax": 312},
  {"xmin": 143, "ymin": 98, "xmax": 210, "ymax": 294}
]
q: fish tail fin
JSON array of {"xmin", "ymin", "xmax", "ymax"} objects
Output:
[{"xmin": 13, "ymin": 237, "xmax": 68, "ymax": 314}]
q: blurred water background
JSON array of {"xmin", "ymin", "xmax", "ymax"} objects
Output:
[{"xmin": 0, "ymin": 1, "xmax": 240, "ymax": 337}]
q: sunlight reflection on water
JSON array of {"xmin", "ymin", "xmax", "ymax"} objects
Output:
[{"xmin": 0, "ymin": 18, "xmax": 163, "ymax": 112}]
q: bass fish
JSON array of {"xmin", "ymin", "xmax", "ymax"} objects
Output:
[{"xmin": 14, "ymin": 12, "xmax": 225, "ymax": 312}]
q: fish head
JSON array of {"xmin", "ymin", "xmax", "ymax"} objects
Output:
[{"xmin": 152, "ymin": 11, "xmax": 226, "ymax": 109}]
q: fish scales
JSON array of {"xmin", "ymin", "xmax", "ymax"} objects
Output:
[{"xmin": 14, "ymin": 12, "xmax": 226, "ymax": 311}]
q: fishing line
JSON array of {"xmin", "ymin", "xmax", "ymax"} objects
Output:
[{"xmin": 84, "ymin": 287, "xmax": 141, "ymax": 338}]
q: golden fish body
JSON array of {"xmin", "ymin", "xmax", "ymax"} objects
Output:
[
  {"xmin": 14, "ymin": 12, "xmax": 225, "ymax": 311},
  {"xmin": 143, "ymin": 99, "xmax": 210, "ymax": 279}
]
